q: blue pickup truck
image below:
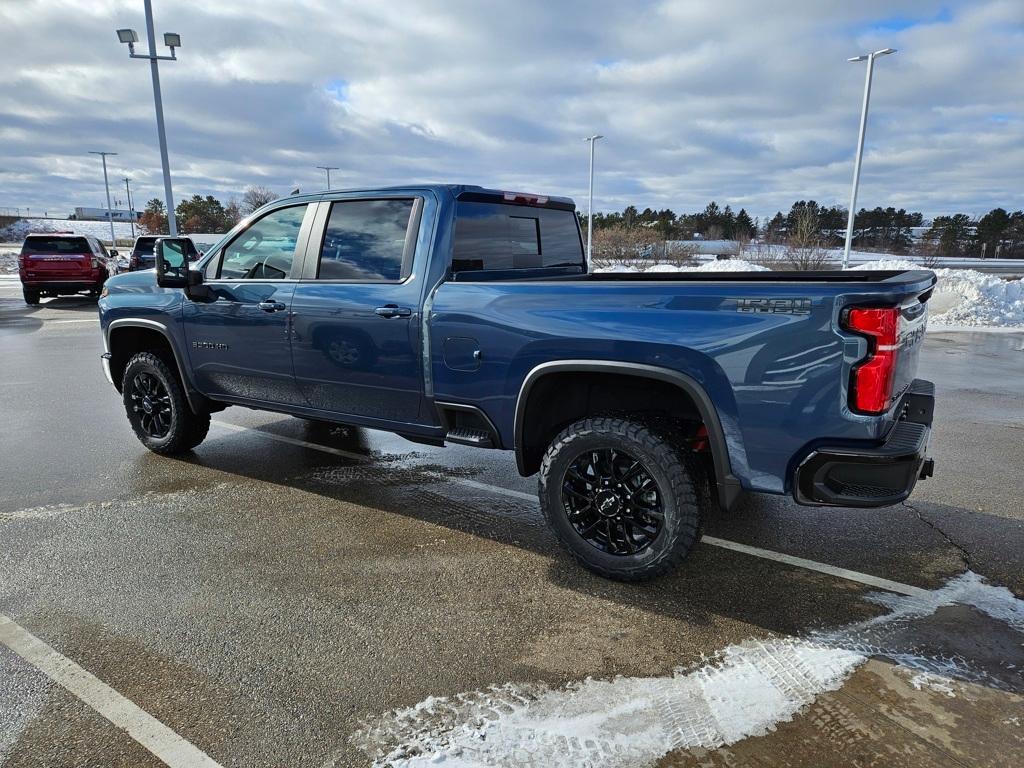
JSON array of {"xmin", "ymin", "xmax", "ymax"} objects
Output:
[{"xmin": 98, "ymin": 185, "xmax": 936, "ymax": 580}]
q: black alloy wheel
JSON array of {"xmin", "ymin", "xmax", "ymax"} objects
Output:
[
  {"xmin": 561, "ymin": 448, "xmax": 664, "ymax": 555},
  {"xmin": 129, "ymin": 371, "xmax": 173, "ymax": 439}
]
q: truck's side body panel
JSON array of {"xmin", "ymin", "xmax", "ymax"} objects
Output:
[{"xmin": 428, "ymin": 275, "xmax": 932, "ymax": 494}]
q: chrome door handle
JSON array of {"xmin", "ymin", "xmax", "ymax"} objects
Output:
[
  {"xmin": 257, "ymin": 301, "xmax": 287, "ymax": 312},
  {"xmin": 374, "ymin": 305, "xmax": 412, "ymax": 318}
]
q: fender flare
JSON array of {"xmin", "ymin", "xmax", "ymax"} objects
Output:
[
  {"xmin": 105, "ymin": 318, "xmax": 208, "ymax": 414},
  {"xmin": 513, "ymin": 359, "xmax": 742, "ymax": 510}
]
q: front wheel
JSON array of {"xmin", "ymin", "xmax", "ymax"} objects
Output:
[
  {"xmin": 538, "ymin": 417, "xmax": 703, "ymax": 581},
  {"xmin": 122, "ymin": 352, "xmax": 210, "ymax": 455}
]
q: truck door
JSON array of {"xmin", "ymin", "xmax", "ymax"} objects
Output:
[
  {"xmin": 290, "ymin": 196, "xmax": 426, "ymax": 424},
  {"xmin": 182, "ymin": 203, "xmax": 315, "ymax": 406}
]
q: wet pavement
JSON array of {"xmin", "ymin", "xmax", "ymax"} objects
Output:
[{"xmin": 1, "ymin": 281, "xmax": 1022, "ymax": 767}]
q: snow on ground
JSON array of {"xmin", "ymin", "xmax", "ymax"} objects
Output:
[
  {"xmin": 595, "ymin": 257, "xmax": 1023, "ymax": 329},
  {"xmin": 0, "ymin": 218, "xmax": 138, "ymax": 243},
  {"xmin": 851, "ymin": 259, "xmax": 1024, "ymax": 328},
  {"xmin": 354, "ymin": 572, "xmax": 1024, "ymax": 767}
]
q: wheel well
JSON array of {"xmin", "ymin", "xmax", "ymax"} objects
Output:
[
  {"xmin": 108, "ymin": 326, "xmax": 179, "ymax": 392},
  {"xmin": 516, "ymin": 369, "xmax": 735, "ymax": 507}
]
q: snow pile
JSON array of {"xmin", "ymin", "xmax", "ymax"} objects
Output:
[
  {"xmin": 851, "ymin": 260, "xmax": 1024, "ymax": 328},
  {"xmin": 354, "ymin": 571, "xmax": 1024, "ymax": 767},
  {"xmin": 0, "ymin": 218, "xmax": 138, "ymax": 243},
  {"xmin": 599, "ymin": 259, "xmax": 769, "ymax": 274}
]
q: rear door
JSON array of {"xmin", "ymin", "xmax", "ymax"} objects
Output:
[
  {"xmin": 182, "ymin": 203, "xmax": 316, "ymax": 406},
  {"xmin": 21, "ymin": 236, "xmax": 93, "ymax": 280},
  {"xmin": 290, "ymin": 195, "xmax": 427, "ymax": 424}
]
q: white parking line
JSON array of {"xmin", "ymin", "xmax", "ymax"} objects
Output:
[
  {"xmin": 211, "ymin": 420, "xmax": 928, "ymax": 597},
  {"xmin": 0, "ymin": 614, "xmax": 223, "ymax": 768},
  {"xmin": 48, "ymin": 318, "xmax": 99, "ymax": 324}
]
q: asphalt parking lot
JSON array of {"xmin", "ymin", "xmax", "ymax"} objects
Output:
[{"xmin": 1, "ymin": 280, "xmax": 1022, "ymax": 767}]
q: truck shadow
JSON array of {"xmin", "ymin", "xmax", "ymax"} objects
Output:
[{"xmin": 173, "ymin": 417, "xmax": 1023, "ymax": 650}]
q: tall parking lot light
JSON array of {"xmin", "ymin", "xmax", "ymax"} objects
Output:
[
  {"xmin": 316, "ymin": 166, "xmax": 339, "ymax": 190},
  {"xmin": 583, "ymin": 135, "xmax": 603, "ymax": 267},
  {"xmin": 842, "ymin": 48, "xmax": 896, "ymax": 269},
  {"xmin": 116, "ymin": 1, "xmax": 181, "ymax": 236},
  {"xmin": 89, "ymin": 151, "xmax": 118, "ymax": 244},
  {"xmin": 123, "ymin": 177, "xmax": 136, "ymax": 239}
]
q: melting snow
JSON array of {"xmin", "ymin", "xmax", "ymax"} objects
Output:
[{"xmin": 354, "ymin": 572, "xmax": 1024, "ymax": 767}]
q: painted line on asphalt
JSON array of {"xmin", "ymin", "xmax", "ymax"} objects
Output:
[
  {"xmin": 0, "ymin": 613, "xmax": 223, "ymax": 768},
  {"xmin": 48, "ymin": 318, "xmax": 99, "ymax": 324},
  {"xmin": 211, "ymin": 419, "xmax": 927, "ymax": 597}
]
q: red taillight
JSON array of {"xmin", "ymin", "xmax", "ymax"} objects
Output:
[{"xmin": 846, "ymin": 307, "xmax": 899, "ymax": 414}]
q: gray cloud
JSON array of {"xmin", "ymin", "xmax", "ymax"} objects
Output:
[{"xmin": 1, "ymin": 0, "xmax": 1021, "ymax": 221}]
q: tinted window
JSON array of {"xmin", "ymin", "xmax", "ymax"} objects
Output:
[
  {"xmin": 318, "ymin": 199, "xmax": 416, "ymax": 281},
  {"xmin": 133, "ymin": 238, "xmax": 157, "ymax": 255},
  {"xmin": 452, "ymin": 202, "xmax": 583, "ymax": 272},
  {"xmin": 218, "ymin": 205, "xmax": 308, "ymax": 280},
  {"xmin": 23, "ymin": 237, "xmax": 91, "ymax": 254}
]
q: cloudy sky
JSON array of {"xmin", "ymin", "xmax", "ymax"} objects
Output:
[{"xmin": 1, "ymin": 0, "xmax": 1021, "ymax": 221}]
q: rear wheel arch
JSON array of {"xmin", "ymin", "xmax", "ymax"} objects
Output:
[{"xmin": 514, "ymin": 360, "xmax": 741, "ymax": 510}]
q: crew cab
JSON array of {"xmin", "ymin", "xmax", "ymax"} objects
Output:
[
  {"xmin": 20, "ymin": 233, "xmax": 119, "ymax": 304},
  {"xmin": 98, "ymin": 185, "xmax": 936, "ymax": 580}
]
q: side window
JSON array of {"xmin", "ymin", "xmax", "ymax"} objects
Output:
[
  {"xmin": 317, "ymin": 199, "xmax": 417, "ymax": 281},
  {"xmin": 217, "ymin": 205, "xmax": 308, "ymax": 280}
]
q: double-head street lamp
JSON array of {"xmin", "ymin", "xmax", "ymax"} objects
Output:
[
  {"xmin": 89, "ymin": 151, "xmax": 117, "ymax": 244},
  {"xmin": 316, "ymin": 166, "xmax": 339, "ymax": 190},
  {"xmin": 842, "ymin": 48, "xmax": 896, "ymax": 269},
  {"xmin": 116, "ymin": 1, "xmax": 181, "ymax": 235},
  {"xmin": 583, "ymin": 134, "xmax": 603, "ymax": 266}
]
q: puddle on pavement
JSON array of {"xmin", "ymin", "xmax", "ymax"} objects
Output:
[{"xmin": 351, "ymin": 571, "xmax": 1024, "ymax": 768}]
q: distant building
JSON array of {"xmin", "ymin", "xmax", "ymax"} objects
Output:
[{"xmin": 71, "ymin": 207, "xmax": 141, "ymax": 222}]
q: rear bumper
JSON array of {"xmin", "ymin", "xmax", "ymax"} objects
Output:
[
  {"xmin": 794, "ymin": 379, "xmax": 935, "ymax": 508},
  {"xmin": 21, "ymin": 279, "xmax": 103, "ymax": 291}
]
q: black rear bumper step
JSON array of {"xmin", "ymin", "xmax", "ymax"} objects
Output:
[{"xmin": 794, "ymin": 379, "xmax": 935, "ymax": 508}]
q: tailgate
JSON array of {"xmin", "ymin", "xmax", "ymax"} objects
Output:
[
  {"xmin": 23, "ymin": 252, "xmax": 92, "ymax": 276},
  {"xmin": 891, "ymin": 294, "xmax": 928, "ymax": 403}
]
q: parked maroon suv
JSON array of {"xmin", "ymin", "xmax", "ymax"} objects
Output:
[{"xmin": 19, "ymin": 233, "xmax": 119, "ymax": 305}]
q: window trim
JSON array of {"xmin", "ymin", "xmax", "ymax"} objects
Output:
[
  {"xmin": 309, "ymin": 196, "xmax": 424, "ymax": 285},
  {"xmin": 204, "ymin": 203, "xmax": 315, "ymax": 283}
]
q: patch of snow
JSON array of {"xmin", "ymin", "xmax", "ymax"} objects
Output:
[
  {"xmin": 850, "ymin": 260, "xmax": 1024, "ymax": 328},
  {"xmin": 595, "ymin": 259, "xmax": 769, "ymax": 275},
  {"xmin": 0, "ymin": 218, "xmax": 139, "ymax": 243},
  {"xmin": 354, "ymin": 571, "xmax": 1024, "ymax": 767},
  {"xmin": 907, "ymin": 672, "xmax": 957, "ymax": 697}
]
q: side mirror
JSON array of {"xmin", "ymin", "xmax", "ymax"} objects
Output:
[
  {"xmin": 155, "ymin": 237, "xmax": 191, "ymax": 288},
  {"xmin": 109, "ymin": 249, "xmax": 119, "ymax": 257}
]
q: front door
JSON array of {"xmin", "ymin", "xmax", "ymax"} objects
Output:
[
  {"xmin": 183, "ymin": 203, "xmax": 314, "ymax": 406},
  {"xmin": 290, "ymin": 197, "xmax": 425, "ymax": 424}
]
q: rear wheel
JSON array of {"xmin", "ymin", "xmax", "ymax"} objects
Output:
[
  {"xmin": 23, "ymin": 288, "xmax": 40, "ymax": 305},
  {"xmin": 122, "ymin": 352, "xmax": 209, "ymax": 455},
  {"xmin": 538, "ymin": 417, "xmax": 703, "ymax": 581}
]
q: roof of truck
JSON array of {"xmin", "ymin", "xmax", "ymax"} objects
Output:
[{"xmin": 303, "ymin": 184, "xmax": 576, "ymax": 208}]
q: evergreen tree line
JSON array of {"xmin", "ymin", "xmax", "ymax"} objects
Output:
[
  {"xmin": 585, "ymin": 200, "xmax": 1024, "ymax": 258},
  {"xmin": 138, "ymin": 186, "xmax": 278, "ymax": 235}
]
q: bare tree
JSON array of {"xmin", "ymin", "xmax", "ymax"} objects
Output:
[
  {"xmin": 241, "ymin": 185, "xmax": 278, "ymax": 215},
  {"xmin": 781, "ymin": 207, "xmax": 831, "ymax": 270},
  {"xmin": 590, "ymin": 225, "xmax": 665, "ymax": 271}
]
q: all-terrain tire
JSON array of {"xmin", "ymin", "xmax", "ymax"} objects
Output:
[
  {"xmin": 122, "ymin": 351, "xmax": 209, "ymax": 455},
  {"xmin": 538, "ymin": 417, "xmax": 702, "ymax": 581},
  {"xmin": 23, "ymin": 288, "xmax": 40, "ymax": 305}
]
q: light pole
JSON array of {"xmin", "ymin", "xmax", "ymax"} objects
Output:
[
  {"xmin": 116, "ymin": 1, "xmax": 181, "ymax": 235},
  {"xmin": 89, "ymin": 151, "xmax": 118, "ymax": 244},
  {"xmin": 842, "ymin": 48, "xmax": 896, "ymax": 269},
  {"xmin": 316, "ymin": 166, "xmax": 339, "ymax": 190},
  {"xmin": 583, "ymin": 135, "xmax": 603, "ymax": 266},
  {"xmin": 123, "ymin": 177, "xmax": 136, "ymax": 239}
]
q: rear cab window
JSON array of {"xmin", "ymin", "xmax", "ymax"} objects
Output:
[{"xmin": 452, "ymin": 201, "xmax": 584, "ymax": 274}]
